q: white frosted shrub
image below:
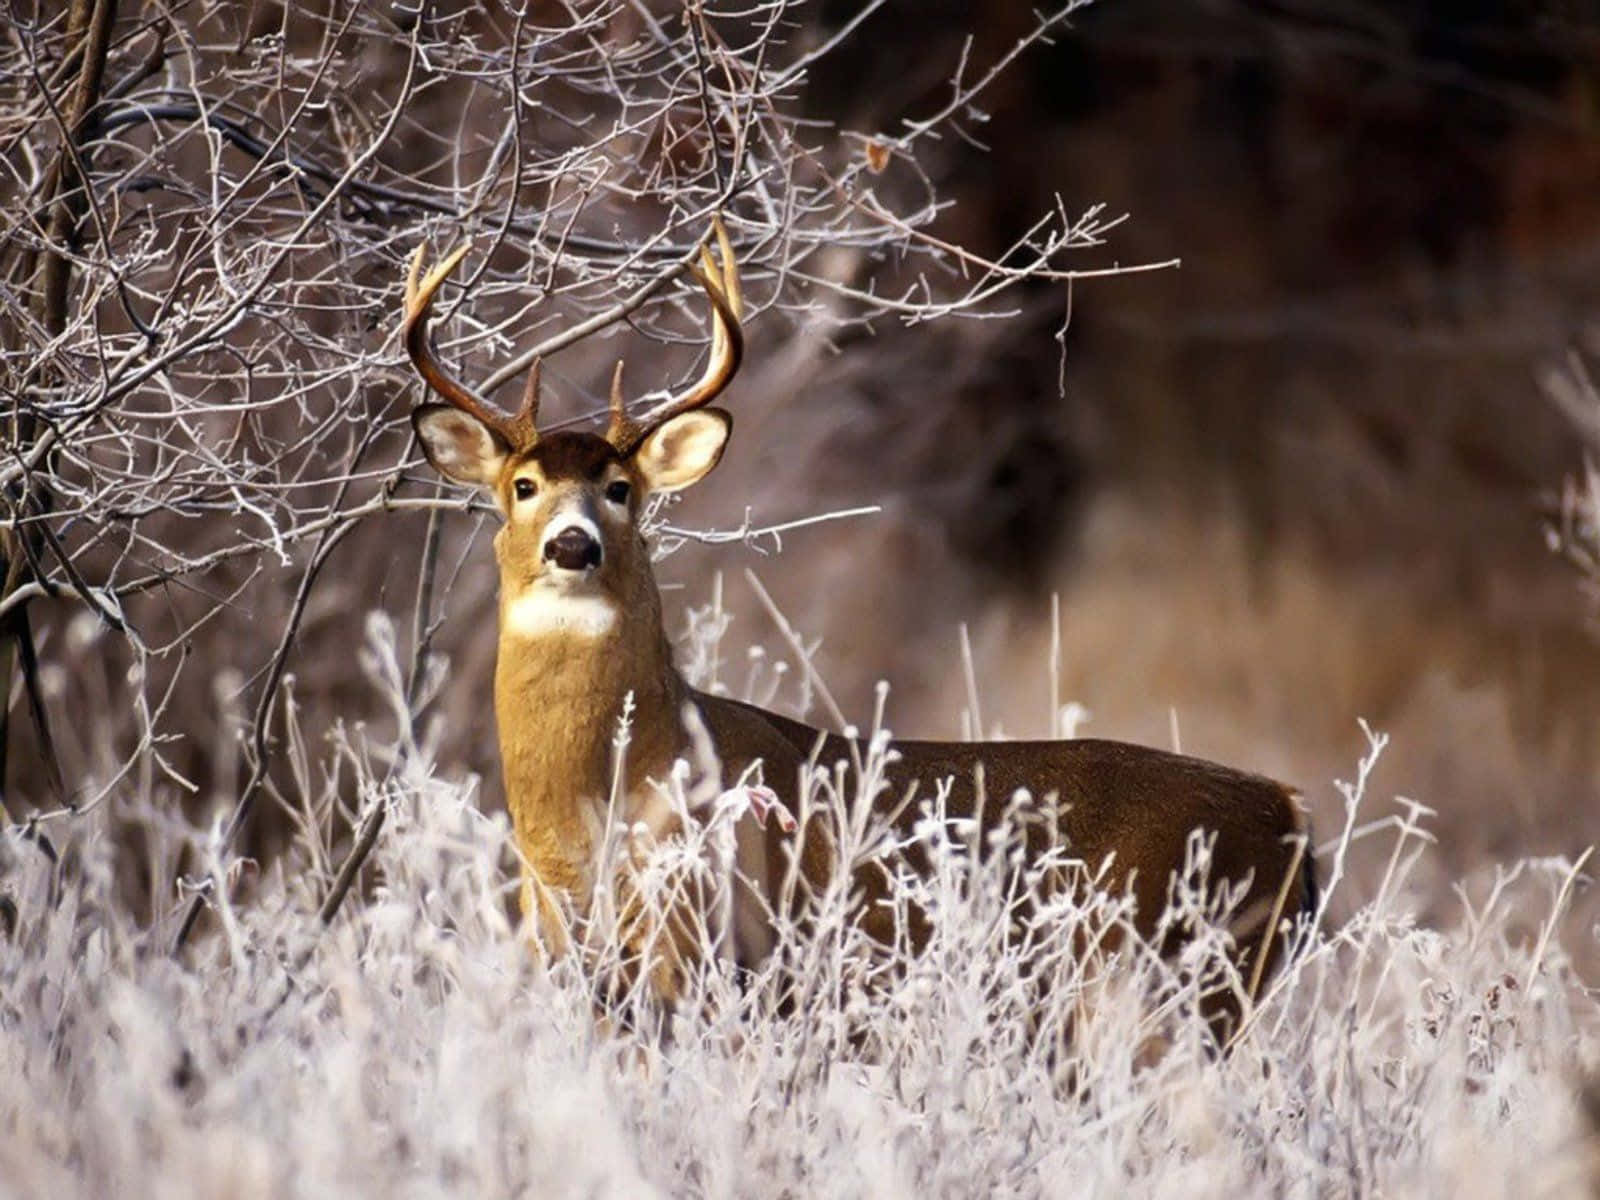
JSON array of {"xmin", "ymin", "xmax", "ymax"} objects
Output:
[{"xmin": 0, "ymin": 623, "xmax": 1594, "ymax": 1198}]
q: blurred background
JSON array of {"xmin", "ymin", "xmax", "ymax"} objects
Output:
[
  {"xmin": 5, "ymin": 0, "xmax": 1598, "ymax": 937},
  {"xmin": 655, "ymin": 2, "xmax": 1600, "ymax": 927}
]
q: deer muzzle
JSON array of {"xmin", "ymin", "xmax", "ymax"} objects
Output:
[{"xmin": 543, "ymin": 525, "xmax": 603, "ymax": 572}]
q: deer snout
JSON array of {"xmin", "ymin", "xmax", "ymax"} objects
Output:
[{"xmin": 543, "ymin": 525, "xmax": 602, "ymax": 572}]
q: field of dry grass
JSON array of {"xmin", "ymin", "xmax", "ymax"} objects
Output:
[{"xmin": 2, "ymin": 613, "xmax": 1597, "ymax": 1198}]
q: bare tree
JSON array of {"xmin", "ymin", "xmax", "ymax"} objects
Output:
[{"xmin": 0, "ymin": 0, "xmax": 1145, "ymax": 930}]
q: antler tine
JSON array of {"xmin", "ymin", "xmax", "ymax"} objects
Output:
[
  {"xmin": 615, "ymin": 216, "xmax": 744, "ymax": 450},
  {"xmin": 402, "ymin": 243, "xmax": 523, "ymax": 443},
  {"xmin": 604, "ymin": 360, "xmax": 629, "ymax": 445},
  {"xmin": 511, "ymin": 357, "xmax": 542, "ymax": 441}
]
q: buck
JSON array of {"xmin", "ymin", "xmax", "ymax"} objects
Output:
[{"xmin": 401, "ymin": 220, "xmax": 1315, "ymax": 1040}]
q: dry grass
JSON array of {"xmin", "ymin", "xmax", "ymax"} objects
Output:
[{"xmin": 1, "ymin": 615, "xmax": 1595, "ymax": 1198}]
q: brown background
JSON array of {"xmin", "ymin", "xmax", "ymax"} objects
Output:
[
  {"xmin": 11, "ymin": 1, "xmax": 1600, "ymax": 937},
  {"xmin": 646, "ymin": 2, "xmax": 1600, "ymax": 923}
]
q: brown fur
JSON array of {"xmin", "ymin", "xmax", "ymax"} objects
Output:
[
  {"xmin": 475, "ymin": 430, "xmax": 691, "ymax": 959},
  {"xmin": 700, "ymin": 694, "xmax": 1311, "ymax": 1036}
]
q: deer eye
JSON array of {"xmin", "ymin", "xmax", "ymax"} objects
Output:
[
  {"xmin": 513, "ymin": 478, "xmax": 537, "ymax": 502},
  {"xmin": 604, "ymin": 479, "xmax": 631, "ymax": 505}
]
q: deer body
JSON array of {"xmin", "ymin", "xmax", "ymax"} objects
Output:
[
  {"xmin": 401, "ymin": 223, "xmax": 1314, "ymax": 1034},
  {"xmin": 720, "ymin": 694, "xmax": 1310, "ymax": 959}
]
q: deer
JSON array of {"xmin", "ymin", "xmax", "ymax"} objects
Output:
[{"xmin": 400, "ymin": 219, "xmax": 1316, "ymax": 1045}]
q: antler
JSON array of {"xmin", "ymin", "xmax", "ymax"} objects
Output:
[
  {"xmin": 606, "ymin": 215, "xmax": 744, "ymax": 453},
  {"xmin": 402, "ymin": 243, "xmax": 541, "ymax": 446},
  {"xmin": 404, "ymin": 217, "xmax": 740, "ymax": 452}
]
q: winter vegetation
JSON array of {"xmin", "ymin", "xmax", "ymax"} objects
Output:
[
  {"xmin": 2, "ymin": 2, "xmax": 1598, "ymax": 1196},
  {"xmin": 1, "ymin": 620, "xmax": 1596, "ymax": 1196}
]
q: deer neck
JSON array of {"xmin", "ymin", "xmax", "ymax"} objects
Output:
[{"xmin": 492, "ymin": 583, "xmax": 688, "ymax": 896}]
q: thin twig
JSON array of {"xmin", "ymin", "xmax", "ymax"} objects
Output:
[{"xmin": 318, "ymin": 800, "xmax": 387, "ymax": 925}]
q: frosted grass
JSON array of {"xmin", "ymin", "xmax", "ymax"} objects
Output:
[{"xmin": 0, "ymin": 618, "xmax": 1594, "ymax": 1198}]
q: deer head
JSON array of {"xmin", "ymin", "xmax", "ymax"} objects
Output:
[{"xmin": 403, "ymin": 221, "xmax": 743, "ymax": 644}]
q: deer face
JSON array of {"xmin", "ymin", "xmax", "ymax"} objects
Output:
[
  {"xmin": 413, "ymin": 405, "xmax": 730, "ymax": 639},
  {"xmin": 401, "ymin": 218, "xmax": 741, "ymax": 640}
]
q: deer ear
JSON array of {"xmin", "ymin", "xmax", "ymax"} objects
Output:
[
  {"xmin": 632, "ymin": 409, "xmax": 731, "ymax": 493},
  {"xmin": 413, "ymin": 404, "xmax": 509, "ymax": 489}
]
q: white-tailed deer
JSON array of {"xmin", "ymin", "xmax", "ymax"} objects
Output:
[{"xmin": 402, "ymin": 220, "xmax": 1315, "ymax": 1040}]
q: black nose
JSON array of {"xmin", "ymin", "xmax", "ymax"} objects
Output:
[{"xmin": 543, "ymin": 526, "xmax": 602, "ymax": 571}]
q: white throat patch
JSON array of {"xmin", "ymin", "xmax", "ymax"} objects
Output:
[{"xmin": 502, "ymin": 589, "xmax": 618, "ymax": 640}]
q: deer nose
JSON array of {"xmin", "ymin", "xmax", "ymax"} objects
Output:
[{"xmin": 543, "ymin": 525, "xmax": 602, "ymax": 571}]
